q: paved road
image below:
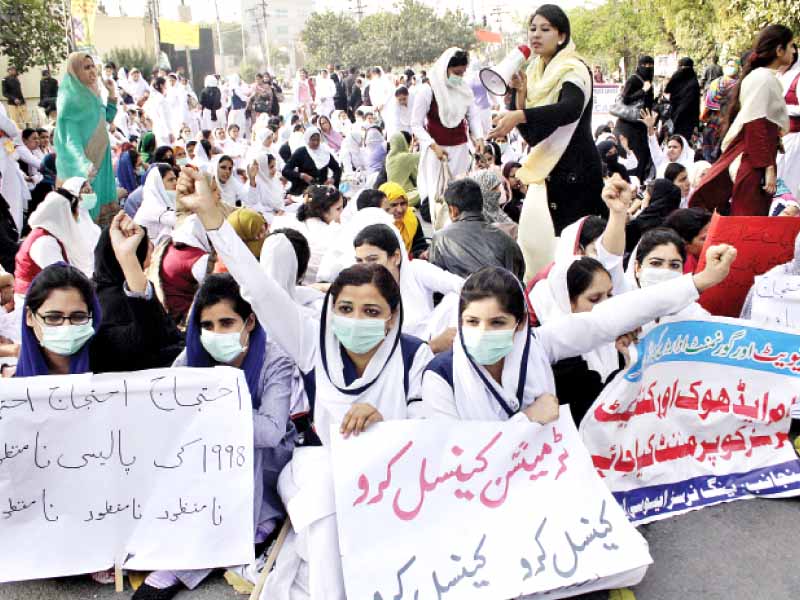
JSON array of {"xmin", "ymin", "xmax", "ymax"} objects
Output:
[{"xmin": 4, "ymin": 497, "xmax": 799, "ymax": 599}]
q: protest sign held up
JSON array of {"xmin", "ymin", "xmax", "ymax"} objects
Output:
[
  {"xmin": 581, "ymin": 318, "xmax": 800, "ymax": 525},
  {"xmin": 331, "ymin": 415, "xmax": 653, "ymax": 600},
  {"xmin": 0, "ymin": 367, "xmax": 255, "ymax": 583}
]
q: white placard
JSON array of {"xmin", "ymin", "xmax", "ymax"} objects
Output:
[
  {"xmin": 752, "ymin": 273, "xmax": 800, "ymax": 329},
  {"xmin": 581, "ymin": 318, "xmax": 800, "ymax": 524},
  {"xmin": 0, "ymin": 366, "xmax": 254, "ymax": 583},
  {"xmin": 332, "ymin": 414, "xmax": 652, "ymax": 600}
]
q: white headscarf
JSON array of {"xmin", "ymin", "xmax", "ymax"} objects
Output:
[
  {"xmin": 340, "ymin": 130, "xmax": 365, "ymax": 170},
  {"xmin": 172, "ymin": 214, "xmax": 211, "ymax": 252},
  {"xmin": 303, "ymin": 126, "xmax": 332, "ymax": 170},
  {"xmin": 61, "ymin": 176, "xmax": 102, "ymax": 257},
  {"xmin": 134, "ymin": 167, "xmax": 176, "ymax": 241},
  {"xmin": 529, "ymin": 259, "xmax": 620, "ymax": 382},
  {"xmin": 261, "ymin": 233, "xmax": 299, "ymax": 300},
  {"xmin": 28, "ymin": 191, "xmax": 95, "ymax": 276},
  {"xmin": 204, "ymin": 74, "xmax": 219, "ymax": 89},
  {"xmin": 191, "ymin": 137, "xmax": 210, "ymax": 171},
  {"xmin": 429, "ymin": 47, "xmax": 474, "ymax": 128},
  {"xmin": 255, "ymin": 153, "xmax": 285, "ymax": 212},
  {"xmin": 210, "ymin": 155, "xmax": 246, "ymax": 204},
  {"xmin": 452, "ymin": 274, "xmax": 554, "ymax": 421}
]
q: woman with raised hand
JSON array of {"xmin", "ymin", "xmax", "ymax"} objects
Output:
[
  {"xmin": 421, "ymin": 242, "xmax": 736, "ymax": 423},
  {"xmin": 133, "ymin": 273, "xmax": 294, "ymax": 600},
  {"xmin": 12, "ymin": 211, "xmax": 165, "ymax": 378},
  {"xmin": 176, "ymin": 166, "xmax": 433, "ymax": 599}
]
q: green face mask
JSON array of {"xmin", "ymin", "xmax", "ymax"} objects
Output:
[
  {"xmin": 331, "ymin": 314, "xmax": 387, "ymax": 354},
  {"xmin": 447, "ymin": 75, "xmax": 463, "ymax": 87},
  {"xmin": 81, "ymin": 193, "xmax": 97, "ymax": 212},
  {"xmin": 462, "ymin": 327, "xmax": 515, "ymax": 365},
  {"xmin": 40, "ymin": 322, "xmax": 95, "ymax": 356}
]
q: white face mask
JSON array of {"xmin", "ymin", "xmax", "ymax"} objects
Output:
[
  {"xmin": 723, "ymin": 65, "xmax": 737, "ymax": 77},
  {"xmin": 638, "ymin": 267, "xmax": 683, "ymax": 288}
]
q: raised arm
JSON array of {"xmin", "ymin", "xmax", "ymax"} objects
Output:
[
  {"xmin": 538, "ymin": 245, "xmax": 737, "ymax": 363},
  {"xmin": 176, "ymin": 168, "xmax": 318, "ymax": 372}
]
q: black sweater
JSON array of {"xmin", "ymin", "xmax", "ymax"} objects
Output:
[{"xmin": 282, "ymin": 147, "xmax": 342, "ymax": 196}]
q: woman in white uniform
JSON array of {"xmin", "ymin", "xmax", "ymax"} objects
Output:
[{"xmin": 176, "ymin": 167, "xmax": 434, "ymax": 600}]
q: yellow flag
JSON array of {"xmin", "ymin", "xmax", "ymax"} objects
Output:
[{"xmin": 159, "ymin": 19, "xmax": 200, "ymax": 49}]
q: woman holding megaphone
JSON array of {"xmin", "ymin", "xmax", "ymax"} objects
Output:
[{"xmin": 488, "ymin": 4, "xmax": 604, "ymax": 281}]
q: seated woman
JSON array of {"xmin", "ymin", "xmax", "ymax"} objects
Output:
[
  {"xmin": 378, "ymin": 182, "xmax": 427, "ymax": 257},
  {"xmin": 116, "ymin": 146, "xmax": 143, "ymax": 196},
  {"xmin": 354, "ymin": 223, "xmax": 462, "ymax": 351},
  {"xmin": 92, "ymin": 221, "xmax": 183, "ymax": 372},
  {"xmin": 628, "ymin": 227, "xmax": 712, "ymax": 334},
  {"xmin": 664, "ymin": 162, "xmax": 691, "ymax": 207},
  {"xmin": 133, "ymin": 164, "xmax": 178, "ymax": 242},
  {"xmin": 501, "ymin": 162, "xmax": 526, "ymax": 223},
  {"xmin": 13, "ymin": 188, "xmax": 94, "ymax": 305},
  {"xmin": 210, "ymin": 154, "xmax": 258, "ymax": 208},
  {"xmin": 133, "ymin": 274, "xmax": 294, "ymax": 600},
  {"xmin": 27, "ymin": 153, "xmax": 57, "ymax": 225},
  {"xmin": 155, "ymin": 215, "xmax": 212, "ymax": 325},
  {"xmin": 177, "ymin": 167, "xmax": 434, "ymax": 599},
  {"xmin": 385, "ymin": 131, "xmax": 419, "ymax": 206},
  {"xmin": 271, "ymin": 185, "xmax": 344, "ymax": 284},
  {"xmin": 13, "ymin": 211, "xmax": 165, "ymax": 378},
  {"xmin": 317, "ymin": 115, "xmax": 343, "ymax": 153},
  {"xmin": 252, "ymin": 153, "xmax": 287, "ymax": 221},
  {"xmin": 281, "ymin": 127, "xmax": 342, "ymax": 197},
  {"xmin": 421, "ymin": 248, "xmax": 735, "ymax": 422},
  {"xmin": 663, "ymin": 207, "xmax": 712, "ymax": 273}
]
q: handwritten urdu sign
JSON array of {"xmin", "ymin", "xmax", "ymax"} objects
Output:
[
  {"xmin": 332, "ymin": 414, "xmax": 652, "ymax": 600},
  {"xmin": 580, "ymin": 318, "xmax": 800, "ymax": 525},
  {"xmin": 0, "ymin": 367, "xmax": 254, "ymax": 583}
]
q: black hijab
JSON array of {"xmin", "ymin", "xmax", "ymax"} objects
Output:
[
  {"xmin": 626, "ymin": 179, "xmax": 682, "ymax": 252},
  {"xmin": 636, "ymin": 55, "xmax": 655, "ymax": 82},
  {"xmin": 597, "ymin": 140, "xmax": 629, "ymax": 182},
  {"xmin": 93, "ymin": 225, "xmax": 149, "ymax": 293}
]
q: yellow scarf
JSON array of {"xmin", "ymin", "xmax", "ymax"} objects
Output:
[
  {"xmin": 395, "ymin": 208, "xmax": 418, "ymax": 253},
  {"xmin": 515, "ymin": 42, "xmax": 592, "ymax": 282}
]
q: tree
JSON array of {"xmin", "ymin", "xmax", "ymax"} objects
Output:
[
  {"xmin": 0, "ymin": 0, "xmax": 69, "ymax": 72},
  {"xmin": 301, "ymin": 11, "xmax": 360, "ymax": 69},
  {"xmin": 300, "ymin": 0, "xmax": 476, "ymax": 71},
  {"xmin": 104, "ymin": 47, "xmax": 157, "ymax": 78}
]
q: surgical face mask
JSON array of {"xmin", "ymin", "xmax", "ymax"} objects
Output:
[
  {"xmin": 447, "ymin": 75, "xmax": 463, "ymax": 87},
  {"xmin": 638, "ymin": 267, "xmax": 683, "ymax": 288},
  {"xmin": 499, "ymin": 142, "xmax": 509, "ymax": 153},
  {"xmin": 136, "ymin": 167, "xmax": 146, "ymax": 176},
  {"xmin": 165, "ymin": 190, "xmax": 177, "ymax": 204},
  {"xmin": 331, "ymin": 314, "xmax": 387, "ymax": 354},
  {"xmin": 201, "ymin": 326, "xmax": 247, "ymax": 363},
  {"xmin": 80, "ymin": 193, "xmax": 97, "ymax": 212},
  {"xmin": 462, "ymin": 327, "xmax": 516, "ymax": 366},
  {"xmin": 40, "ymin": 322, "xmax": 95, "ymax": 356},
  {"xmin": 176, "ymin": 157, "xmax": 189, "ymax": 167},
  {"xmin": 723, "ymin": 65, "xmax": 737, "ymax": 77}
]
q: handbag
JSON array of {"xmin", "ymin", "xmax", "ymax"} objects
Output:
[{"xmin": 609, "ymin": 74, "xmax": 645, "ymax": 123}]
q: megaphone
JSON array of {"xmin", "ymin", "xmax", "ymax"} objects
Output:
[{"xmin": 480, "ymin": 45, "xmax": 532, "ymax": 96}]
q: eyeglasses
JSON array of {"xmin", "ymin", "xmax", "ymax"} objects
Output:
[{"xmin": 36, "ymin": 312, "xmax": 91, "ymax": 326}]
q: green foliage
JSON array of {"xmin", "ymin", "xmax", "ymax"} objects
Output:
[
  {"xmin": 0, "ymin": 0, "xmax": 69, "ymax": 72},
  {"xmin": 238, "ymin": 60, "xmax": 259, "ymax": 82},
  {"xmin": 301, "ymin": 0, "xmax": 475, "ymax": 71},
  {"xmin": 104, "ymin": 47, "xmax": 157, "ymax": 77},
  {"xmin": 570, "ymin": 0, "xmax": 800, "ymax": 75}
]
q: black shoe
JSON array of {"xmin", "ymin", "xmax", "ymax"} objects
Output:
[{"xmin": 131, "ymin": 583, "xmax": 183, "ymax": 600}]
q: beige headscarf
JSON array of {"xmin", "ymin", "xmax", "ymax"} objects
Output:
[{"xmin": 65, "ymin": 52, "xmax": 108, "ymax": 172}]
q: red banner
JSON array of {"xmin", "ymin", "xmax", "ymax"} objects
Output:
[{"xmin": 695, "ymin": 214, "xmax": 800, "ymax": 317}]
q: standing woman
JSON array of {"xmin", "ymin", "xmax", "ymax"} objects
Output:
[
  {"xmin": 411, "ymin": 47, "xmax": 485, "ymax": 228},
  {"xmin": 199, "ymin": 75, "xmax": 223, "ymax": 131},
  {"xmin": 777, "ymin": 44, "xmax": 800, "ymax": 197},
  {"xmin": 690, "ymin": 25, "xmax": 793, "ymax": 216},
  {"xmin": 664, "ymin": 57, "xmax": 701, "ymax": 142},
  {"xmin": 614, "ymin": 56, "xmax": 656, "ymax": 183},
  {"xmin": 490, "ymin": 5, "xmax": 604, "ymax": 280},
  {"xmin": 54, "ymin": 52, "xmax": 119, "ymax": 223}
]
